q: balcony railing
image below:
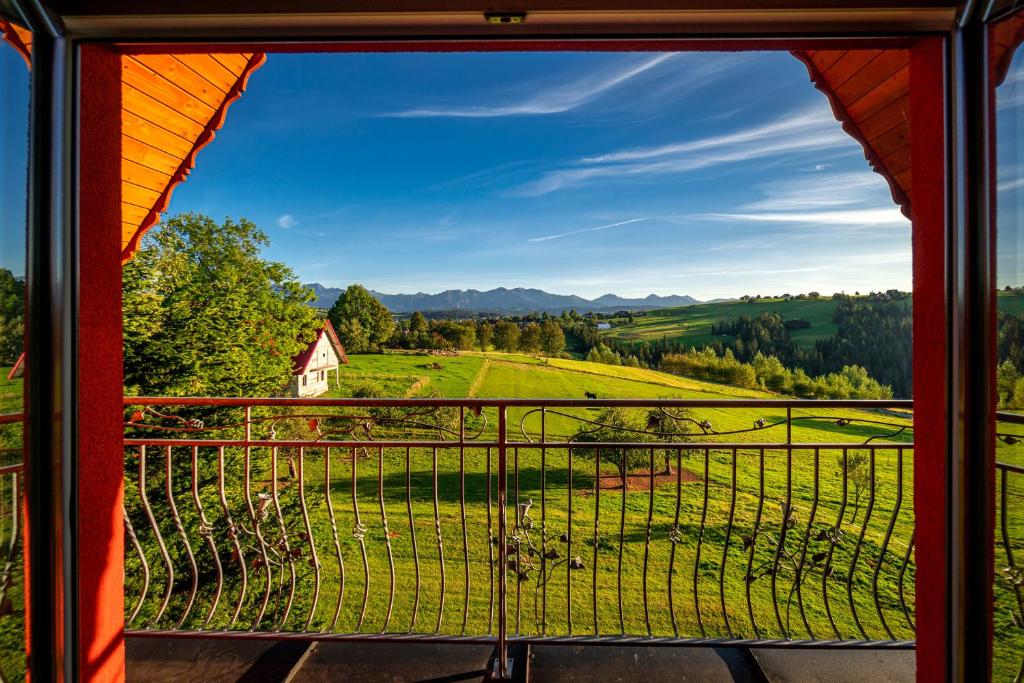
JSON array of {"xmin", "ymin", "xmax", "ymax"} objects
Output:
[
  {"xmin": 0, "ymin": 412, "xmax": 24, "ymax": 683},
  {"xmin": 121, "ymin": 397, "xmax": 919, "ymax": 676},
  {"xmin": 996, "ymin": 412, "xmax": 1024, "ymax": 680}
]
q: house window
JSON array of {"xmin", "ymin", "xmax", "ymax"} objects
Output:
[{"xmin": 302, "ymin": 375, "xmax": 307, "ymax": 386}]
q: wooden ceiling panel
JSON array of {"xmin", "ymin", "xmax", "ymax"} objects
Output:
[
  {"xmin": 794, "ymin": 48, "xmax": 912, "ymax": 217},
  {"xmin": 119, "ymin": 52, "xmax": 266, "ymax": 261}
]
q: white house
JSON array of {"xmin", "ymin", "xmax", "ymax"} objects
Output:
[
  {"xmin": 596, "ymin": 322, "xmax": 612, "ymax": 331},
  {"xmin": 291, "ymin": 320, "xmax": 348, "ymax": 397}
]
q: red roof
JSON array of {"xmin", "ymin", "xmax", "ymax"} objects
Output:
[
  {"xmin": 6, "ymin": 352, "xmax": 24, "ymax": 381},
  {"xmin": 291, "ymin": 320, "xmax": 348, "ymax": 376}
]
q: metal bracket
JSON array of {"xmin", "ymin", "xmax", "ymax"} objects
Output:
[{"xmin": 490, "ymin": 657, "xmax": 514, "ymax": 680}]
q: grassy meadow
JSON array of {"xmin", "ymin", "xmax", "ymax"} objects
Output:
[
  {"xmin": 124, "ymin": 352, "xmax": 921, "ymax": 652},
  {"xmin": 599, "ymin": 297, "xmax": 842, "ymax": 349}
]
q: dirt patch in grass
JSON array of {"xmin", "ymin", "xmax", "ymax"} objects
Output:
[{"xmin": 578, "ymin": 466, "xmax": 701, "ymax": 495}]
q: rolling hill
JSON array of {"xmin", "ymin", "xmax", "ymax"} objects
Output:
[{"xmin": 600, "ymin": 297, "xmax": 843, "ymax": 349}]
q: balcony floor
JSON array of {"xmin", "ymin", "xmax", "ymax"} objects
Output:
[{"xmin": 125, "ymin": 637, "xmax": 915, "ymax": 682}]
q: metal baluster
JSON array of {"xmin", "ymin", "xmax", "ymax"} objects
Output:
[
  {"xmin": 1001, "ymin": 467, "xmax": 1024, "ymax": 648},
  {"xmin": 746, "ymin": 449, "xmax": 765, "ymax": 638},
  {"xmin": 297, "ymin": 447, "xmax": 321, "ymax": 630},
  {"xmin": 243, "ymin": 407, "xmax": 273, "ymax": 630},
  {"xmin": 848, "ymin": 448, "xmax": 876, "ymax": 639},
  {"xmin": 540, "ymin": 409, "xmax": 548, "ymax": 636},
  {"xmin": 269, "ymin": 445, "xmax": 296, "ymax": 630},
  {"xmin": 165, "ymin": 446, "xmax": 199, "ymax": 628},
  {"xmin": 190, "ymin": 446, "xmax": 222, "ymax": 627},
  {"xmin": 352, "ymin": 447, "xmax": 370, "ymax": 631},
  {"xmin": 720, "ymin": 448, "xmax": 737, "ymax": 637},
  {"xmin": 592, "ymin": 447, "xmax": 601, "ymax": 636},
  {"xmin": 642, "ymin": 448, "xmax": 655, "ymax": 636},
  {"xmin": 378, "ymin": 447, "xmax": 395, "ymax": 632},
  {"xmin": 407, "ymin": 447, "xmax": 420, "ymax": 632},
  {"xmin": 123, "ymin": 505, "xmax": 149, "ymax": 626},
  {"xmin": 567, "ymin": 443, "xmax": 574, "ymax": 636},
  {"xmin": 459, "ymin": 409, "xmax": 470, "ymax": 636},
  {"xmin": 693, "ymin": 448, "xmax": 710, "ymax": 637},
  {"xmin": 793, "ymin": 448, "xmax": 820, "ymax": 639},
  {"xmin": 496, "ymin": 405, "xmax": 509, "ymax": 679},
  {"xmin": 823, "ymin": 448, "xmax": 849, "ymax": 638},
  {"xmin": 486, "ymin": 446, "xmax": 494, "ymax": 634},
  {"xmin": 617, "ymin": 447, "xmax": 627, "ymax": 635},
  {"xmin": 873, "ymin": 447, "xmax": 902, "ymax": 640},
  {"xmin": 217, "ymin": 446, "xmax": 246, "ymax": 629},
  {"xmin": 138, "ymin": 446, "xmax": 174, "ymax": 627},
  {"xmin": 669, "ymin": 448, "xmax": 682, "ymax": 637},
  {"xmin": 432, "ymin": 446, "xmax": 445, "ymax": 633},
  {"xmin": 323, "ymin": 447, "xmax": 345, "ymax": 632},
  {"xmin": 898, "ymin": 531, "xmax": 915, "ymax": 633},
  {"xmin": 514, "ymin": 446, "xmax": 521, "ymax": 636},
  {"xmin": 772, "ymin": 443, "xmax": 793, "ymax": 638}
]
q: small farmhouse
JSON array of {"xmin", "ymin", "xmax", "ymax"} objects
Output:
[{"xmin": 291, "ymin": 320, "xmax": 348, "ymax": 397}]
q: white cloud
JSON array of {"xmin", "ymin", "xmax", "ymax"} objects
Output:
[
  {"xmin": 741, "ymin": 171, "xmax": 887, "ymax": 211},
  {"xmin": 277, "ymin": 214, "xmax": 298, "ymax": 229},
  {"xmin": 527, "ymin": 217, "xmax": 651, "ymax": 243},
  {"xmin": 510, "ymin": 106, "xmax": 851, "ymax": 196},
  {"xmin": 384, "ymin": 53, "xmax": 677, "ymax": 118},
  {"xmin": 704, "ymin": 208, "xmax": 907, "ymax": 226}
]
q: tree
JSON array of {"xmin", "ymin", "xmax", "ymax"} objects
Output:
[
  {"xmin": 539, "ymin": 320, "xmax": 565, "ymax": 356},
  {"xmin": 519, "ymin": 323, "xmax": 541, "ymax": 353},
  {"xmin": 327, "ymin": 284, "xmax": 396, "ymax": 353},
  {"xmin": 838, "ymin": 451, "xmax": 878, "ymax": 523},
  {"xmin": 409, "ymin": 311, "xmax": 429, "ymax": 348},
  {"xmin": 493, "ymin": 320, "xmax": 520, "ymax": 353},
  {"xmin": 122, "ymin": 213, "xmax": 320, "ymax": 396},
  {"xmin": 572, "ymin": 407, "xmax": 651, "ymax": 480},
  {"xmin": 0, "ymin": 268, "xmax": 24, "ymax": 366},
  {"xmin": 477, "ymin": 321, "xmax": 494, "ymax": 350}
]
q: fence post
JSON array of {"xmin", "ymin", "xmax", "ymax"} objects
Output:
[{"xmin": 494, "ymin": 403, "xmax": 511, "ymax": 679}]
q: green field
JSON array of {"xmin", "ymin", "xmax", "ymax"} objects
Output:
[
  {"xmin": 601, "ymin": 298, "xmax": 842, "ymax": 349},
  {"xmin": 124, "ymin": 352, "xmax": 930, "ymax": 660}
]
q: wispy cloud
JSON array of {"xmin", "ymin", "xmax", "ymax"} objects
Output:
[
  {"xmin": 384, "ymin": 53, "xmax": 677, "ymax": 118},
  {"xmin": 510, "ymin": 106, "xmax": 851, "ymax": 196},
  {"xmin": 704, "ymin": 208, "xmax": 907, "ymax": 227},
  {"xmin": 527, "ymin": 217, "xmax": 651, "ymax": 243},
  {"xmin": 741, "ymin": 171, "xmax": 886, "ymax": 211},
  {"xmin": 277, "ymin": 214, "xmax": 298, "ymax": 229}
]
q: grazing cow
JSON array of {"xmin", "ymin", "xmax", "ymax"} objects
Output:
[{"xmin": 585, "ymin": 391, "xmax": 597, "ymax": 399}]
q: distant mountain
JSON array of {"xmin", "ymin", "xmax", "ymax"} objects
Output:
[{"xmin": 304, "ymin": 284, "xmax": 700, "ymax": 313}]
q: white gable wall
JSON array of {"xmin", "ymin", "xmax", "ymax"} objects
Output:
[{"xmin": 293, "ymin": 330, "xmax": 341, "ymax": 397}]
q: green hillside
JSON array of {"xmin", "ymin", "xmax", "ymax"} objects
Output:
[
  {"xmin": 125, "ymin": 351, "xmax": 916, "ymax": 636},
  {"xmin": 600, "ymin": 297, "xmax": 841, "ymax": 349}
]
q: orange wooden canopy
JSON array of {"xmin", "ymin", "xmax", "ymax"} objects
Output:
[
  {"xmin": 4, "ymin": 19, "xmax": 1024, "ymax": 261},
  {"xmin": 119, "ymin": 52, "xmax": 265, "ymax": 261}
]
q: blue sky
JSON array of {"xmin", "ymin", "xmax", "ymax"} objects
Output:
[
  {"xmin": 0, "ymin": 46, "xmax": 28, "ymax": 277},
  {"xmin": 164, "ymin": 50, "xmax": 912, "ymax": 300},
  {"xmin": 2, "ymin": 49, "xmax": 917, "ymax": 299}
]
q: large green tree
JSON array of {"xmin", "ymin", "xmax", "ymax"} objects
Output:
[
  {"xmin": 493, "ymin": 320, "xmax": 519, "ymax": 353},
  {"xmin": 0, "ymin": 268, "xmax": 24, "ymax": 366},
  {"xmin": 539, "ymin": 320, "xmax": 565, "ymax": 357},
  {"xmin": 327, "ymin": 284, "xmax": 396, "ymax": 353},
  {"xmin": 122, "ymin": 213, "xmax": 320, "ymax": 396}
]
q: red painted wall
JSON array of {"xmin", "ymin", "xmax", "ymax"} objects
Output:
[
  {"xmin": 909, "ymin": 36, "xmax": 948, "ymax": 683},
  {"xmin": 79, "ymin": 45, "xmax": 125, "ymax": 683}
]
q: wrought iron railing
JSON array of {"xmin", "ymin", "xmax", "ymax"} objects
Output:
[
  {"xmin": 996, "ymin": 412, "xmax": 1024, "ymax": 681},
  {"xmin": 121, "ymin": 397, "xmax": 916, "ymax": 676},
  {"xmin": 0, "ymin": 412, "xmax": 24, "ymax": 683}
]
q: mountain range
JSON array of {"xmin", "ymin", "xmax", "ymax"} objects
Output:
[{"xmin": 304, "ymin": 284, "xmax": 701, "ymax": 314}]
